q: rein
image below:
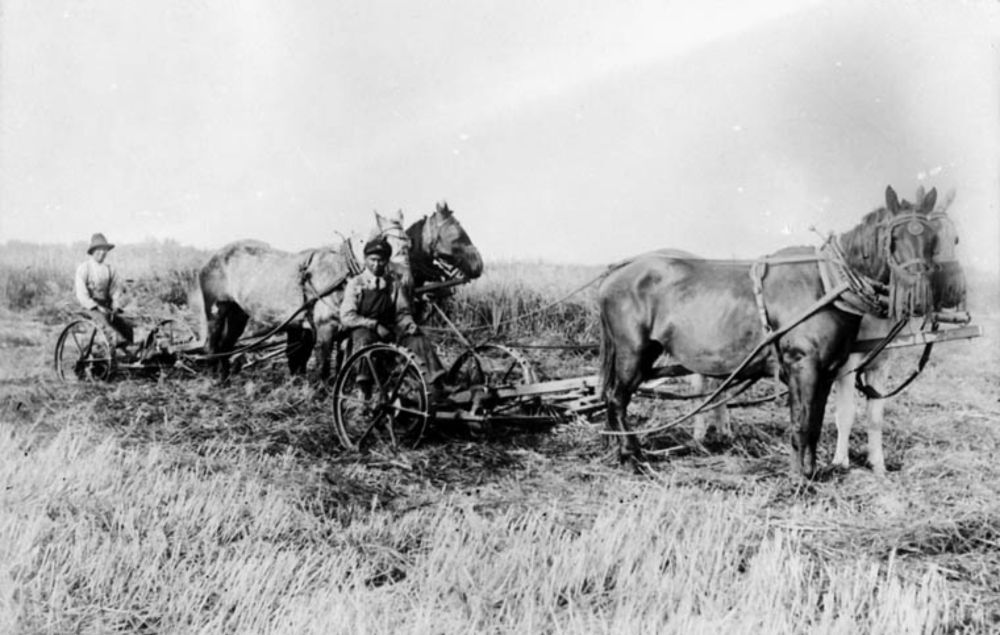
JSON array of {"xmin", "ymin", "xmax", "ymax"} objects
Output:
[{"xmin": 844, "ymin": 316, "xmax": 936, "ymax": 400}]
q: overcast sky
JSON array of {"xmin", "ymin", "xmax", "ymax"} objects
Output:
[{"xmin": 2, "ymin": 0, "xmax": 998, "ymax": 270}]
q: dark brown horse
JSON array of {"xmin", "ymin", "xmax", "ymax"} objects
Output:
[
  {"xmin": 198, "ymin": 203, "xmax": 482, "ymax": 379},
  {"xmin": 598, "ymin": 186, "xmax": 942, "ymax": 476},
  {"xmin": 832, "ymin": 187, "xmax": 966, "ymax": 475},
  {"xmin": 401, "ymin": 202, "xmax": 484, "ymax": 319}
]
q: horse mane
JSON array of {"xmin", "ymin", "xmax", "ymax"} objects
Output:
[
  {"xmin": 836, "ymin": 206, "xmax": 894, "ymax": 281},
  {"xmin": 405, "ymin": 215, "xmax": 442, "ymax": 284}
]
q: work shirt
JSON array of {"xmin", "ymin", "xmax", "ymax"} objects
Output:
[
  {"xmin": 74, "ymin": 258, "xmax": 120, "ymax": 311},
  {"xmin": 340, "ymin": 268, "xmax": 416, "ymax": 333}
]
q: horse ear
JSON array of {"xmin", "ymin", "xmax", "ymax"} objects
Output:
[
  {"xmin": 373, "ymin": 210, "xmax": 384, "ymax": 227},
  {"xmin": 885, "ymin": 186, "xmax": 900, "ymax": 213},
  {"xmin": 437, "ymin": 201, "xmax": 452, "ymax": 218},
  {"xmin": 920, "ymin": 187, "xmax": 938, "ymax": 214},
  {"xmin": 395, "ymin": 209, "xmax": 404, "ymax": 224},
  {"xmin": 915, "ymin": 185, "xmax": 926, "ymax": 206},
  {"xmin": 939, "ymin": 188, "xmax": 956, "ymax": 213}
]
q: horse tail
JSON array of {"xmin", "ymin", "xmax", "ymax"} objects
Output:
[{"xmin": 598, "ymin": 301, "xmax": 618, "ymax": 398}]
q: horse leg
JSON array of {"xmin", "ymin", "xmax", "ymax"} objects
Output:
[
  {"xmin": 690, "ymin": 374, "xmax": 732, "ymax": 443},
  {"xmin": 784, "ymin": 351, "xmax": 834, "ymax": 477},
  {"xmin": 863, "ymin": 357, "xmax": 890, "ymax": 476},
  {"xmin": 605, "ymin": 343, "xmax": 658, "ymax": 463},
  {"xmin": 314, "ymin": 322, "xmax": 337, "ymax": 383},
  {"xmin": 831, "ymin": 354, "xmax": 860, "ymax": 470},
  {"xmin": 285, "ymin": 326, "xmax": 315, "ymax": 376},
  {"xmin": 209, "ymin": 302, "xmax": 248, "ymax": 380}
]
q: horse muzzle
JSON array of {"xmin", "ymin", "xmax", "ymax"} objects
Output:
[{"xmin": 887, "ymin": 260, "xmax": 934, "ymax": 320}]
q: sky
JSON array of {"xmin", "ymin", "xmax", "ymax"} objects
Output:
[{"xmin": 2, "ymin": 0, "xmax": 998, "ymax": 271}]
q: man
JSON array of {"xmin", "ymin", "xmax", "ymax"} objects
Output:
[
  {"xmin": 74, "ymin": 232, "xmax": 134, "ymax": 348},
  {"xmin": 340, "ymin": 238, "xmax": 445, "ymax": 388}
]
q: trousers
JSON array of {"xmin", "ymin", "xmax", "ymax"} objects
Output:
[{"xmin": 90, "ymin": 308, "xmax": 134, "ymax": 347}]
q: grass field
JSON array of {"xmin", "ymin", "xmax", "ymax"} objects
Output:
[{"xmin": 1, "ymin": 242, "xmax": 999, "ymax": 633}]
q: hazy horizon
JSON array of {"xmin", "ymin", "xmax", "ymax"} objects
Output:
[{"xmin": 2, "ymin": 1, "xmax": 998, "ymax": 270}]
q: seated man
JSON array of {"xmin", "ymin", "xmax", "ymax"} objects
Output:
[
  {"xmin": 340, "ymin": 238, "xmax": 446, "ymax": 390},
  {"xmin": 74, "ymin": 232, "xmax": 134, "ymax": 350}
]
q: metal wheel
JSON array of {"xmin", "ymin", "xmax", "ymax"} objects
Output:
[
  {"xmin": 332, "ymin": 343, "xmax": 430, "ymax": 451},
  {"xmin": 54, "ymin": 319, "xmax": 115, "ymax": 382},
  {"xmin": 447, "ymin": 343, "xmax": 536, "ymax": 390}
]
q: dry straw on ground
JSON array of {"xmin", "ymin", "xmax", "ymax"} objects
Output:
[{"xmin": 1, "ymin": 245, "xmax": 998, "ymax": 632}]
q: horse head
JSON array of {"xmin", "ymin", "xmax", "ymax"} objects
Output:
[
  {"xmin": 922, "ymin": 188, "xmax": 966, "ymax": 311},
  {"xmin": 406, "ymin": 201, "xmax": 484, "ymax": 286},
  {"xmin": 372, "ymin": 210, "xmax": 415, "ymax": 285},
  {"xmin": 879, "ymin": 185, "xmax": 940, "ymax": 319}
]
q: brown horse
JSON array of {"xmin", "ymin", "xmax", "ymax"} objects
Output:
[
  {"xmin": 598, "ymin": 186, "xmax": 942, "ymax": 476},
  {"xmin": 199, "ymin": 203, "xmax": 482, "ymax": 379},
  {"xmin": 832, "ymin": 187, "xmax": 966, "ymax": 475},
  {"xmin": 401, "ymin": 201, "xmax": 484, "ymax": 319}
]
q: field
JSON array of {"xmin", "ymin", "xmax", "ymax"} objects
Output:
[{"xmin": 2, "ymin": 242, "xmax": 999, "ymax": 633}]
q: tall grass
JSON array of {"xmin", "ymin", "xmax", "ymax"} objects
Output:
[
  {"xmin": 3, "ymin": 240, "xmax": 995, "ymax": 333},
  {"xmin": 0, "ymin": 240, "xmax": 205, "ymax": 319},
  {"xmin": 2, "ymin": 241, "xmax": 999, "ymax": 632},
  {"xmin": 443, "ymin": 260, "xmax": 603, "ymax": 342}
]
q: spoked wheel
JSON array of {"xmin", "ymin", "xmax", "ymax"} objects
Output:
[
  {"xmin": 54, "ymin": 319, "xmax": 115, "ymax": 382},
  {"xmin": 332, "ymin": 343, "xmax": 430, "ymax": 452},
  {"xmin": 447, "ymin": 344, "xmax": 536, "ymax": 390}
]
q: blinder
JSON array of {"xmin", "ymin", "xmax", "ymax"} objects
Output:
[
  {"xmin": 422, "ymin": 212, "xmax": 467, "ymax": 281},
  {"xmin": 878, "ymin": 211, "xmax": 939, "ymax": 278}
]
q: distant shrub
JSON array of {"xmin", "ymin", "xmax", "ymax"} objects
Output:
[
  {"xmin": 436, "ymin": 260, "xmax": 604, "ymax": 343},
  {"xmin": 1, "ymin": 265, "xmax": 64, "ymax": 310},
  {"xmin": 0, "ymin": 239, "xmax": 208, "ymax": 313},
  {"xmin": 124, "ymin": 268, "xmax": 200, "ymax": 311}
]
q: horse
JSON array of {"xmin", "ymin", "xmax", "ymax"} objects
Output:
[
  {"xmin": 199, "ymin": 202, "xmax": 482, "ymax": 380},
  {"xmin": 832, "ymin": 187, "xmax": 965, "ymax": 475},
  {"xmin": 597, "ymin": 186, "xmax": 943, "ymax": 477},
  {"xmin": 197, "ymin": 214, "xmax": 411, "ymax": 380},
  {"xmin": 399, "ymin": 201, "xmax": 484, "ymax": 319}
]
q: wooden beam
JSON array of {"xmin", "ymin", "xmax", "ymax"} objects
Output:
[{"xmin": 852, "ymin": 325, "xmax": 982, "ymax": 353}]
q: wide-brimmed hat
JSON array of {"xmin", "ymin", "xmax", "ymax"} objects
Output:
[
  {"xmin": 363, "ymin": 238, "xmax": 391, "ymax": 258},
  {"xmin": 87, "ymin": 233, "xmax": 115, "ymax": 254}
]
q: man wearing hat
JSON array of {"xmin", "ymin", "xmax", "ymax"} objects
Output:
[
  {"xmin": 340, "ymin": 237, "xmax": 445, "ymax": 388},
  {"xmin": 75, "ymin": 232, "xmax": 134, "ymax": 348}
]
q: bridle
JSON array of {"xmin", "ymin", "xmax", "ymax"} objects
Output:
[
  {"xmin": 876, "ymin": 211, "xmax": 939, "ymax": 283},
  {"xmin": 419, "ymin": 214, "xmax": 464, "ymax": 281}
]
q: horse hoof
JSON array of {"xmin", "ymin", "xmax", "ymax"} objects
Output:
[
  {"xmin": 631, "ymin": 459, "xmax": 658, "ymax": 478},
  {"xmin": 829, "ymin": 462, "xmax": 850, "ymax": 476},
  {"xmin": 618, "ymin": 449, "xmax": 646, "ymax": 466}
]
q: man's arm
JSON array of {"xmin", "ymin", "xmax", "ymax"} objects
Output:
[
  {"xmin": 339, "ymin": 277, "xmax": 378, "ymax": 329},
  {"xmin": 393, "ymin": 282, "xmax": 417, "ymax": 334},
  {"xmin": 108, "ymin": 265, "xmax": 123, "ymax": 311}
]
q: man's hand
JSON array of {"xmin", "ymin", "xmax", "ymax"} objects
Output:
[
  {"xmin": 404, "ymin": 323, "xmax": 419, "ymax": 336},
  {"xmin": 376, "ymin": 324, "xmax": 393, "ymax": 340}
]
